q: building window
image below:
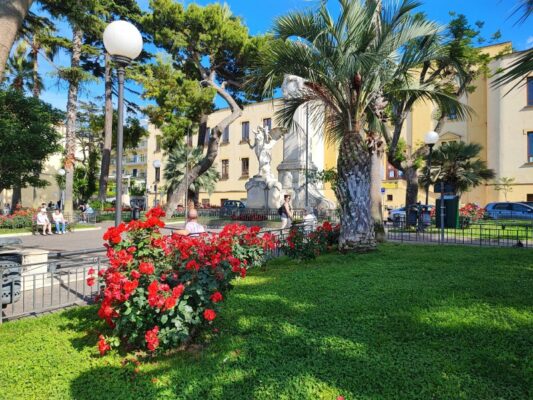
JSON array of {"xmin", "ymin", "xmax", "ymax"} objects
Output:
[
  {"xmin": 263, "ymin": 118, "xmax": 272, "ymax": 131},
  {"xmin": 220, "ymin": 198, "xmax": 228, "ymax": 207},
  {"xmin": 221, "ymin": 159, "xmax": 229, "ymax": 179},
  {"xmin": 387, "ymin": 194, "xmax": 393, "ymax": 202},
  {"xmin": 155, "ymin": 135, "xmax": 162, "ymax": 152},
  {"xmin": 447, "ymin": 107, "xmax": 458, "ymax": 120},
  {"xmin": 241, "ymin": 158, "xmax": 249, "ymax": 177},
  {"xmin": 222, "ymin": 126, "xmax": 229, "ymax": 143},
  {"xmin": 155, "ymin": 167, "xmax": 160, "ymax": 182},
  {"xmin": 528, "ymin": 132, "xmax": 533, "ymax": 163},
  {"xmin": 386, "ymin": 163, "xmax": 401, "ymax": 180},
  {"xmin": 527, "ymin": 194, "xmax": 533, "ymax": 202},
  {"xmin": 527, "ymin": 76, "xmax": 533, "ymax": 106},
  {"xmin": 132, "ymin": 168, "xmax": 138, "ymax": 178},
  {"xmin": 242, "ymin": 121, "xmax": 250, "ymax": 141}
]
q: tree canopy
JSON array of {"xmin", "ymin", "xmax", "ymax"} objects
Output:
[{"xmin": 0, "ymin": 88, "xmax": 63, "ymax": 193}]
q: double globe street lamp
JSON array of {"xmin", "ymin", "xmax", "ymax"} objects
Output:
[{"xmin": 103, "ymin": 20, "xmax": 143, "ymax": 226}]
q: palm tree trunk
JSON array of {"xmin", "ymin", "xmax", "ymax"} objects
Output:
[
  {"xmin": 98, "ymin": 52, "xmax": 113, "ymax": 202},
  {"xmin": 405, "ymin": 165, "xmax": 419, "ymax": 212},
  {"xmin": 0, "ymin": 0, "xmax": 33, "ymax": 81},
  {"xmin": 335, "ymin": 131, "xmax": 376, "ymax": 252},
  {"xmin": 64, "ymin": 26, "xmax": 82, "ymax": 219},
  {"xmin": 370, "ymin": 147, "xmax": 385, "ymax": 242}
]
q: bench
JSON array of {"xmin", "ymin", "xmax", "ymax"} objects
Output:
[{"xmin": 32, "ymin": 212, "xmax": 73, "ymax": 235}]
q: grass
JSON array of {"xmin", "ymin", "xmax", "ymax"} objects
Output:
[{"xmin": 0, "ymin": 244, "xmax": 532, "ymax": 400}]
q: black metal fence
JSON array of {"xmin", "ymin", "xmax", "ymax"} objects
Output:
[
  {"xmin": 1, "ymin": 249, "xmax": 106, "ymax": 323},
  {"xmin": 387, "ymin": 220, "xmax": 533, "ymax": 248}
]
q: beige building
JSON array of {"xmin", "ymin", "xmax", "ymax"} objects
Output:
[
  {"xmin": 144, "ymin": 43, "xmax": 533, "ymax": 211},
  {"xmin": 8, "ymin": 43, "xmax": 532, "ymax": 212}
]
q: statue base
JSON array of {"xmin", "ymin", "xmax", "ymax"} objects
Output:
[{"xmin": 245, "ymin": 176, "xmax": 282, "ymax": 209}]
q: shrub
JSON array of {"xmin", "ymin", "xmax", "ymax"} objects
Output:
[
  {"xmin": 460, "ymin": 203, "xmax": 485, "ymax": 222},
  {"xmin": 282, "ymin": 221, "xmax": 340, "ymax": 261},
  {"xmin": 230, "ymin": 213, "xmax": 267, "ymax": 221},
  {"xmin": 0, "ymin": 208, "xmax": 35, "ymax": 229},
  {"xmin": 90, "ymin": 207, "xmax": 276, "ymax": 355}
]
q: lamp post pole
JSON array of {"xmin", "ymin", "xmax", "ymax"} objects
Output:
[
  {"xmin": 423, "ymin": 131, "xmax": 439, "ymax": 208},
  {"xmin": 58, "ymin": 168, "xmax": 66, "ymax": 212},
  {"xmin": 305, "ymin": 103, "xmax": 309, "ymax": 208},
  {"xmin": 103, "ymin": 20, "xmax": 143, "ymax": 227},
  {"xmin": 114, "ymin": 62, "xmax": 126, "ymax": 226},
  {"xmin": 425, "ymin": 143, "xmax": 435, "ymax": 206}
]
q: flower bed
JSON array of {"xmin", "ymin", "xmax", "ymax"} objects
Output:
[
  {"xmin": 282, "ymin": 221, "xmax": 340, "ymax": 260},
  {"xmin": 0, "ymin": 208, "xmax": 35, "ymax": 229},
  {"xmin": 230, "ymin": 213, "xmax": 268, "ymax": 222},
  {"xmin": 90, "ymin": 207, "xmax": 276, "ymax": 355}
]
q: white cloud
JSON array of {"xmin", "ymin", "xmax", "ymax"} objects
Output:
[{"xmin": 527, "ymin": 36, "xmax": 533, "ymax": 48}]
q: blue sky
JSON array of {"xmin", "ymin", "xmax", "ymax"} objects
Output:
[{"xmin": 31, "ymin": 0, "xmax": 532, "ymax": 114}]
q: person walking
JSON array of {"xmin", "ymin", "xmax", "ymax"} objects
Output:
[
  {"xmin": 280, "ymin": 194, "xmax": 293, "ymax": 229},
  {"xmin": 52, "ymin": 209, "xmax": 67, "ymax": 234}
]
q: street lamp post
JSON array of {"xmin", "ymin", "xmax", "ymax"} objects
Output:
[
  {"xmin": 58, "ymin": 168, "xmax": 66, "ymax": 212},
  {"xmin": 305, "ymin": 103, "xmax": 309, "ymax": 208},
  {"xmin": 103, "ymin": 20, "xmax": 143, "ymax": 227},
  {"xmin": 152, "ymin": 160, "xmax": 161, "ymax": 207},
  {"xmin": 424, "ymin": 131, "xmax": 439, "ymax": 206}
]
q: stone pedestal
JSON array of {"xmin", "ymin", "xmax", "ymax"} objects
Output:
[
  {"xmin": 245, "ymin": 176, "xmax": 282, "ymax": 209},
  {"xmin": 20, "ymin": 249, "xmax": 49, "ymax": 290}
]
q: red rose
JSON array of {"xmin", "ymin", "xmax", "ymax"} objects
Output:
[
  {"xmin": 139, "ymin": 262, "xmax": 155, "ymax": 275},
  {"xmin": 203, "ymin": 309, "xmax": 216, "ymax": 321},
  {"xmin": 88, "ymin": 268, "xmax": 95, "ymax": 275},
  {"xmin": 87, "ymin": 276, "xmax": 96, "ymax": 287},
  {"xmin": 130, "ymin": 270, "xmax": 140, "ymax": 279},
  {"xmin": 186, "ymin": 260, "xmax": 200, "ymax": 271},
  {"xmin": 145, "ymin": 326, "xmax": 160, "ymax": 351},
  {"xmin": 123, "ymin": 279, "xmax": 138, "ymax": 294},
  {"xmin": 210, "ymin": 291, "xmax": 223, "ymax": 303},
  {"xmin": 97, "ymin": 335, "xmax": 111, "ymax": 356},
  {"xmin": 172, "ymin": 284, "xmax": 184, "ymax": 299}
]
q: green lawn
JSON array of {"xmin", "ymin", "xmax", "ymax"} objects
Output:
[{"xmin": 0, "ymin": 244, "xmax": 532, "ymax": 400}]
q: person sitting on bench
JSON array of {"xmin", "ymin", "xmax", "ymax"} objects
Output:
[
  {"xmin": 185, "ymin": 209, "xmax": 205, "ymax": 237},
  {"xmin": 52, "ymin": 209, "xmax": 67, "ymax": 234},
  {"xmin": 36, "ymin": 209, "xmax": 53, "ymax": 235}
]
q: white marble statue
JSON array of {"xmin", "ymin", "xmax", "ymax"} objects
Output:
[
  {"xmin": 248, "ymin": 126, "xmax": 283, "ymax": 179},
  {"xmin": 282, "ymin": 74, "xmax": 307, "ymax": 99}
]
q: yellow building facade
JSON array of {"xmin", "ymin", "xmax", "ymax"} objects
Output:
[
  {"xmin": 143, "ymin": 43, "xmax": 533, "ymax": 211},
  {"xmin": 8, "ymin": 43, "xmax": 532, "ymax": 212}
]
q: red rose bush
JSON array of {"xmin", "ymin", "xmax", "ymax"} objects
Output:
[
  {"xmin": 282, "ymin": 221, "xmax": 340, "ymax": 260},
  {"xmin": 91, "ymin": 207, "xmax": 276, "ymax": 354}
]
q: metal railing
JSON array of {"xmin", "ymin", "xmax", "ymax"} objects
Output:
[
  {"xmin": 387, "ymin": 220, "xmax": 533, "ymax": 248},
  {"xmin": 1, "ymin": 250, "xmax": 106, "ymax": 323}
]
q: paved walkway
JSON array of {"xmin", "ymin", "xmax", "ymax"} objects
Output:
[{"xmin": 15, "ymin": 221, "xmax": 187, "ymax": 253}]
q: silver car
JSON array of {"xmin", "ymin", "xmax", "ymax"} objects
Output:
[{"xmin": 485, "ymin": 202, "xmax": 533, "ymax": 220}]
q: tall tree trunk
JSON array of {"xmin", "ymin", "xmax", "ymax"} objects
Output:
[
  {"xmin": 98, "ymin": 52, "xmax": 113, "ymax": 202},
  {"xmin": 370, "ymin": 137, "xmax": 385, "ymax": 242},
  {"xmin": 335, "ymin": 131, "xmax": 376, "ymax": 252},
  {"xmin": 0, "ymin": 0, "xmax": 33, "ymax": 81},
  {"xmin": 196, "ymin": 114, "xmax": 208, "ymax": 149},
  {"xmin": 164, "ymin": 74, "xmax": 242, "ymax": 215},
  {"xmin": 31, "ymin": 35, "xmax": 39, "ymax": 98},
  {"xmin": 64, "ymin": 26, "xmax": 82, "ymax": 218},
  {"xmin": 10, "ymin": 185, "xmax": 21, "ymax": 213}
]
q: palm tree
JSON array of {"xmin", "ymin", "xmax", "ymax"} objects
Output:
[
  {"xmin": 419, "ymin": 141, "xmax": 495, "ymax": 196},
  {"xmin": 6, "ymin": 42, "xmax": 35, "ymax": 92},
  {"xmin": 164, "ymin": 143, "xmax": 220, "ymax": 206},
  {"xmin": 253, "ymin": 0, "xmax": 440, "ymax": 251}
]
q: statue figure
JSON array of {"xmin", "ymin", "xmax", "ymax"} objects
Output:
[
  {"xmin": 248, "ymin": 126, "xmax": 283, "ymax": 179},
  {"xmin": 282, "ymin": 74, "xmax": 307, "ymax": 98}
]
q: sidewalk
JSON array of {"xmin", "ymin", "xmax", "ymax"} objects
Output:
[{"xmin": 14, "ymin": 220, "xmax": 187, "ymax": 252}]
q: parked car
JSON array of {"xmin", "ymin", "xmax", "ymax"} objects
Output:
[
  {"xmin": 485, "ymin": 202, "xmax": 533, "ymax": 220},
  {"xmin": 388, "ymin": 205, "xmax": 434, "ymax": 222},
  {"xmin": 221, "ymin": 200, "xmax": 246, "ymax": 217}
]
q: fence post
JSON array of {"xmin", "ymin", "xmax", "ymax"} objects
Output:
[{"xmin": 0, "ymin": 266, "xmax": 3, "ymax": 325}]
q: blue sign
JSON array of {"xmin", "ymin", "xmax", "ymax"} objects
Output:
[{"xmin": 381, "ymin": 188, "xmax": 386, "ymax": 194}]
